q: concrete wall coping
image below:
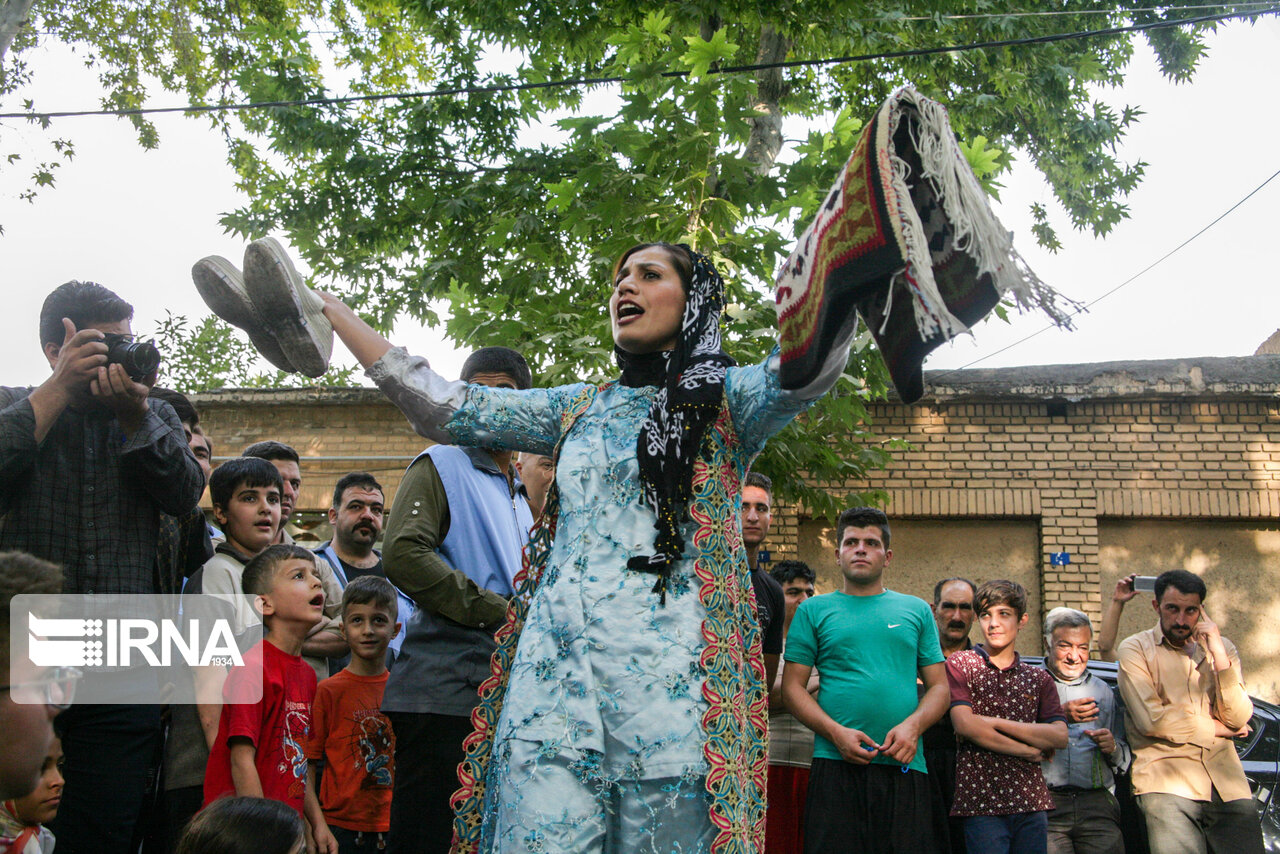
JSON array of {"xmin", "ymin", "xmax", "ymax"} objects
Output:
[
  {"xmin": 191, "ymin": 386, "xmax": 390, "ymax": 407},
  {"xmin": 922, "ymin": 354, "xmax": 1280, "ymax": 403},
  {"xmin": 190, "ymin": 354, "xmax": 1280, "ymax": 407}
]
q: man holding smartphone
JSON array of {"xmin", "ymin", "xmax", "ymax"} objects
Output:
[
  {"xmin": 1098, "ymin": 573, "xmax": 1157, "ymax": 661},
  {"xmin": 1116, "ymin": 569, "xmax": 1263, "ymax": 854}
]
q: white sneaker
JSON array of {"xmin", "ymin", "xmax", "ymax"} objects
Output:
[
  {"xmin": 242, "ymin": 237, "xmax": 334, "ymax": 378},
  {"xmin": 191, "ymin": 255, "xmax": 297, "ymax": 373}
]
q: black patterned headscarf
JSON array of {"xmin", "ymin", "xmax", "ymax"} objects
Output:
[{"xmin": 614, "ymin": 244, "xmax": 736, "ymax": 603}]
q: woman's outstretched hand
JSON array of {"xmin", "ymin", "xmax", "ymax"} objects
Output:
[{"xmin": 314, "ymin": 289, "xmax": 347, "ymax": 316}]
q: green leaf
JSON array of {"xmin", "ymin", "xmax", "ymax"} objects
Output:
[
  {"xmin": 679, "ymin": 28, "xmax": 739, "ymax": 79},
  {"xmin": 642, "ymin": 11, "xmax": 673, "ymax": 37},
  {"xmin": 957, "ymin": 134, "xmax": 1007, "ymax": 198}
]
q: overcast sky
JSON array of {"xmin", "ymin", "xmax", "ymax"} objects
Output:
[{"xmin": 2, "ymin": 17, "xmax": 1278, "ymax": 390}]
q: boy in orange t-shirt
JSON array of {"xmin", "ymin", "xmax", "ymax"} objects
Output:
[{"xmin": 304, "ymin": 576, "xmax": 401, "ymax": 854}]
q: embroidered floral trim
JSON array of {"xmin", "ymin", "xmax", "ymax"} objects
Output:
[{"xmin": 692, "ymin": 403, "xmax": 767, "ymax": 852}]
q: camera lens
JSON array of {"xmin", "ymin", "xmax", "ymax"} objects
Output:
[{"xmin": 104, "ymin": 335, "xmax": 161, "ymax": 381}]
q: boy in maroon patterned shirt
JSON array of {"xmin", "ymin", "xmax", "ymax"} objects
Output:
[{"xmin": 946, "ymin": 580, "xmax": 1068, "ymax": 854}]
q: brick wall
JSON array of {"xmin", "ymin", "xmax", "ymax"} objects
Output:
[
  {"xmin": 192, "ymin": 359, "xmax": 1280, "ymax": 615},
  {"xmin": 837, "ymin": 363, "xmax": 1280, "ymax": 629}
]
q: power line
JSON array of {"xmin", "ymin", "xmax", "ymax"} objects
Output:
[
  {"xmin": 1, "ymin": 6, "xmax": 1274, "ymax": 121},
  {"xmin": 929, "ymin": 165, "xmax": 1280, "ymax": 379},
  {"xmin": 723, "ymin": 6, "xmax": 1275, "ymax": 74},
  {"xmin": 13, "ymin": 3, "xmax": 1278, "ymax": 38},
  {"xmin": 904, "ymin": 1, "xmax": 1278, "ymax": 19}
]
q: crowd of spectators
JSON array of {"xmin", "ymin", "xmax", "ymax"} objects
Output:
[{"xmin": 0, "ymin": 279, "xmax": 1268, "ymax": 854}]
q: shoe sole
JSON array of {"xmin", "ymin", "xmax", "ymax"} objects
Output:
[
  {"xmin": 191, "ymin": 256, "xmax": 297, "ymax": 373},
  {"xmin": 243, "ymin": 238, "xmax": 333, "ymax": 378}
]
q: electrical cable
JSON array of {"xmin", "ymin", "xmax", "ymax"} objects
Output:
[
  {"xmin": 928, "ymin": 165, "xmax": 1280, "ymax": 379},
  {"xmin": 15, "ymin": 2, "xmax": 1279, "ymax": 38},
  {"xmin": 1, "ymin": 6, "xmax": 1274, "ymax": 121},
  {"xmin": 901, "ymin": 1, "xmax": 1278, "ymax": 20}
]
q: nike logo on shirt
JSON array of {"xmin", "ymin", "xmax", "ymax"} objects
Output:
[{"xmin": 887, "ymin": 623, "xmax": 901, "ymax": 628}]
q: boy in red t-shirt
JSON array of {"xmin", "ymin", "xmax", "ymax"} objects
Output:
[
  {"xmin": 946, "ymin": 580, "xmax": 1068, "ymax": 854},
  {"xmin": 204, "ymin": 545, "xmax": 325, "ymax": 823},
  {"xmin": 304, "ymin": 576, "xmax": 401, "ymax": 854}
]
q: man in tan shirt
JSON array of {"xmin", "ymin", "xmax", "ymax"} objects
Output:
[{"xmin": 1116, "ymin": 569, "xmax": 1262, "ymax": 854}]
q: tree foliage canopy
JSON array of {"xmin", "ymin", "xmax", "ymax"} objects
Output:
[{"xmin": 2, "ymin": 0, "xmax": 1258, "ymax": 516}]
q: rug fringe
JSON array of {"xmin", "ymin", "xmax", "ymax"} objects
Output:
[
  {"xmin": 883, "ymin": 101, "xmax": 968, "ymax": 342},
  {"xmin": 897, "ymin": 87, "xmax": 1077, "ymax": 332}
]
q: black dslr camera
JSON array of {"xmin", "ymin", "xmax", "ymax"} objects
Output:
[{"xmin": 102, "ymin": 333, "xmax": 161, "ymax": 381}]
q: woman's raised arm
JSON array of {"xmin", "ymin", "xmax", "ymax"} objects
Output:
[{"xmin": 317, "ymin": 291, "xmax": 394, "ymax": 369}]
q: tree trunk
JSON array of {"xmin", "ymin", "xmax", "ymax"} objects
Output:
[
  {"xmin": 743, "ymin": 24, "xmax": 791, "ymax": 177},
  {"xmin": 692, "ymin": 13, "xmax": 725, "ymax": 227},
  {"xmin": 699, "ymin": 14, "xmax": 722, "ymax": 43},
  {"xmin": 0, "ymin": 0, "xmax": 36, "ymax": 68}
]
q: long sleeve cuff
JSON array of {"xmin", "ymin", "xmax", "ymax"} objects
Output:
[
  {"xmin": 1109, "ymin": 742, "xmax": 1133, "ymax": 774},
  {"xmin": 366, "ymin": 346, "xmax": 467, "ymax": 445},
  {"xmin": 764, "ymin": 312, "xmax": 857, "ymax": 402},
  {"xmin": 400, "ymin": 564, "xmax": 509, "ymax": 629},
  {"xmin": 1216, "ymin": 661, "xmax": 1244, "ymax": 689}
]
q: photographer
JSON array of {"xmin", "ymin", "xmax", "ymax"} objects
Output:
[{"xmin": 0, "ymin": 280, "xmax": 204, "ymax": 854}]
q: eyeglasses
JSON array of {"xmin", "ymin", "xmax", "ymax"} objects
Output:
[{"xmin": 2, "ymin": 666, "xmax": 83, "ymax": 709}]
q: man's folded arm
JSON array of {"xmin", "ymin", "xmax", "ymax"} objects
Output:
[
  {"xmin": 1212, "ymin": 638, "xmax": 1254, "ymax": 731},
  {"xmin": 1117, "ymin": 638, "xmax": 1216, "ymax": 748},
  {"xmin": 384, "ymin": 454, "xmax": 509, "ymax": 629}
]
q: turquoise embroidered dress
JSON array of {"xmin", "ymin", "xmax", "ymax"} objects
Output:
[{"xmin": 368, "ymin": 341, "xmax": 850, "ymax": 854}]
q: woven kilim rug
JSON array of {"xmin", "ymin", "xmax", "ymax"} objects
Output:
[{"xmin": 774, "ymin": 86, "xmax": 1074, "ymax": 403}]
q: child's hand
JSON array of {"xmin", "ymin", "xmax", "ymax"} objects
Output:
[
  {"xmin": 832, "ymin": 726, "xmax": 880, "ymax": 765},
  {"xmin": 311, "ymin": 823, "xmax": 339, "ymax": 854}
]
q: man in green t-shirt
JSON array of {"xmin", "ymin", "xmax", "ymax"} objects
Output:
[{"xmin": 781, "ymin": 506, "xmax": 950, "ymax": 853}]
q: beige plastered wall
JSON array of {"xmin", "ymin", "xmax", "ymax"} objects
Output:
[{"xmin": 1099, "ymin": 519, "xmax": 1280, "ymax": 702}]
